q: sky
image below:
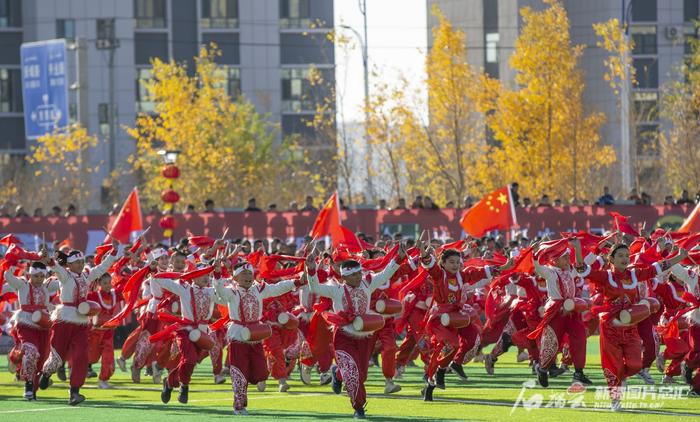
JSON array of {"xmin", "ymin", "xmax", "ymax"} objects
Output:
[{"xmin": 334, "ymin": 0, "xmax": 427, "ymax": 123}]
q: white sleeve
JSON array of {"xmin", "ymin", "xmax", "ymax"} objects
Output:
[
  {"xmin": 151, "ymin": 277, "xmax": 186, "ymax": 297},
  {"xmin": 259, "ymin": 279, "xmax": 296, "ymax": 299},
  {"xmin": 307, "ymin": 271, "xmax": 337, "ymax": 299},
  {"xmin": 213, "ymin": 278, "xmax": 234, "ymax": 303},
  {"xmin": 369, "ymin": 260, "xmax": 400, "ymax": 292},
  {"xmin": 87, "ymin": 252, "xmax": 120, "ymax": 283},
  {"xmin": 3, "ymin": 270, "xmax": 24, "ymax": 291}
]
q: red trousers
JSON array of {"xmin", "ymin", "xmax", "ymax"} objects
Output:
[
  {"xmin": 229, "ymin": 341, "xmax": 269, "ymax": 410},
  {"xmin": 687, "ymin": 324, "xmax": 700, "ymax": 390},
  {"xmin": 42, "ymin": 321, "xmax": 90, "ymax": 388},
  {"xmin": 133, "ymin": 312, "xmax": 161, "ymax": 369},
  {"xmin": 426, "ymin": 319, "xmax": 479, "ymax": 376},
  {"xmin": 373, "ymin": 321, "xmax": 397, "ymax": 379},
  {"xmin": 663, "ymin": 332, "xmax": 689, "ymax": 377},
  {"xmin": 537, "ymin": 313, "xmax": 586, "ymax": 369},
  {"xmin": 452, "ymin": 323, "xmax": 481, "ymax": 365},
  {"xmin": 637, "ymin": 318, "xmax": 657, "ymax": 369},
  {"xmin": 511, "ymin": 311, "xmax": 539, "ymax": 361},
  {"xmin": 88, "ymin": 329, "xmax": 115, "ymax": 381},
  {"xmin": 15, "ymin": 324, "xmax": 50, "ymax": 387},
  {"xmin": 395, "ymin": 309, "xmax": 429, "ymax": 367},
  {"xmin": 600, "ymin": 322, "xmax": 642, "ymax": 395},
  {"xmin": 263, "ymin": 327, "xmax": 297, "ymax": 380},
  {"xmin": 333, "ymin": 329, "xmax": 374, "ymax": 411},
  {"xmin": 167, "ymin": 330, "xmax": 204, "ymax": 388},
  {"xmin": 299, "ymin": 318, "xmax": 333, "ymax": 372}
]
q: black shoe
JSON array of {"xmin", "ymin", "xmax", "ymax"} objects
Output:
[
  {"xmin": 422, "ymin": 384, "xmax": 435, "ymax": 402},
  {"xmin": 422, "ymin": 373, "xmax": 429, "ymax": 383},
  {"xmin": 57, "ymin": 365, "xmax": 67, "ymax": 382},
  {"xmin": 501, "ymin": 333, "xmax": 513, "ymax": 354},
  {"xmin": 178, "ymin": 385, "xmax": 189, "ymax": 404},
  {"xmin": 549, "ymin": 365, "xmax": 566, "ymax": 378},
  {"xmin": 353, "ymin": 407, "xmax": 366, "ymax": 419},
  {"xmin": 435, "ymin": 368, "xmax": 446, "ymax": 389},
  {"xmin": 573, "ymin": 370, "xmax": 592, "ymax": 386},
  {"xmin": 69, "ymin": 387, "xmax": 85, "ymax": 406},
  {"xmin": 682, "ymin": 362, "xmax": 693, "ymax": 385},
  {"xmin": 370, "ymin": 353, "xmax": 380, "ymax": 368},
  {"xmin": 145, "ymin": 365, "xmax": 154, "ymax": 376},
  {"xmin": 24, "ymin": 381, "xmax": 34, "ymax": 401},
  {"xmin": 38, "ymin": 373, "xmax": 51, "ymax": 390},
  {"xmin": 87, "ymin": 365, "xmax": 97, "ymax": 378},
  {"xmin": 688, "ymin": 388, "xmax": 700, "ymax": 397},
  {"xmin": 449, "ymin": 362, "xmax": 468, "ymax": 381},
  {"xmin": 161, "ymin": 379, "xmax": 173, "ymax": 404},
  {"xmin": 331, "ymin": 365, "xmax": 342, "ymax": 395},
  {"xmin": 536, "ymin": 364, "xmax": 549, "ymax": 388}
]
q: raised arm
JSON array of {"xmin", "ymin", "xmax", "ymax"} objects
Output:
[
  {"xmin": 87, "ymin": 250, "xmax": 121, "ymax": 283},
  {"xmin": 260, "ymin": 279, "xmax": 297, "ymax": 299},
  {"xmin": 3, "ymin": 267, "xmax": 24, "ymax": 291},
  {"xmin": 212, "ymin": 277, "xmax": 234, "ymax": 303},
  {"xmin": 369, "ymin": 260, "xmax": 400, "ymax": 292},
  {"xmin": 151, "ymin": 277, "xmax": 187, "ymax": 297}
]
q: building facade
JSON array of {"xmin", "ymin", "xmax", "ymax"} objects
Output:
[
  {"xmin": 428, "ymin": 0, "xmax": 698, "ymax": 199},
  {"xmin": 0, "ymin": 0, "xmax": 334, "ymax": 210}
]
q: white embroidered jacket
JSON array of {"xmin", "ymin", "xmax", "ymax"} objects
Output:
[
  {"xmin": 2, "ymin": 271, "xmax": 59, "ymax": 329},
  {"xmin": 307, "ymin": 260, "xmax": 400, "ymax": 337},
  {"xmin": 533, "ymin": 261, "xmax": 589, "ymax": 310},
  {"xmin": 50, "ymin": 252, "xmax": 120, "ymax": 324},
  {"xmin": 150, "ymin": 277, "xmax": 221, "ymax": 334},
  {"xmin": 213, "ymin": 278, "xmax": 296, "ymax": 343}
]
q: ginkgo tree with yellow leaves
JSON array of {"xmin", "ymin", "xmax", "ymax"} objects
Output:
[
  {"xmin": 127, "ymin": 45, "xmax": 319, "ymax": 210},
  {"xmin": 481, "ymin": 0, "xmax": 615, "ymax": 202}
]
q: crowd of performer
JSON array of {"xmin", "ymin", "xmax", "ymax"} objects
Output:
[{"xmin": 1, "ymin": 226, "xmax": 699, "ymax": 418}]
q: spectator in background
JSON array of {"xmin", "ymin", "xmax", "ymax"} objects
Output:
[
  {"xmin": 339, "ymin": 198, "xmax": 349, "ymax": 210},
  {"xmin": 627, "ymin": 188, "xmax": 642, "ymax": 205},
  {"xmin": 641, "ymin": 192, "xmax": 652, "ymax": 205},
  {"xmin": 33, "ymin": 207, "xmax": 43, "ymax": 217},
  {"xmin": 695, "ymin": 192, "xmax": 700, "ymax": 204},
  {"xmin": 537, "ymin": 195, "xmax": 551, "ymax": 207},
  {"xmin": 0, "ymin": 204, "xmax": 10, "ymax": 217},
  {"xmin": 423, "ymin": 196, "xmax": 439, "ymax": 210},
  {"xmin": 65, "ymin": 204, "xmax": 77, "ymax": 217},
  {"xmin": 267, "ymin": 203, "xmax": 277, "ymax": 212},
  {"xmin": 301, "ymin": 195, "xmax": 317, "ymax": 212},
  {"xmin": 663, "ymin": 195, "xmax": 676, "ymax": 206},
  {"xmin": 185, "ymin": 204, "xmax": 195, "ymax": 214},
  {"xmin": 149, "ymin": 205, "xmax": 161, "ymax": 216},
  {"xmin": 395, "ymin": 198, "xmax": 407, "ymax": 210},
  {"xmin": 523, "ymin": 197, "xmax": 532, "ymax": 208},
  {"xmin": 15, "ymin": 206, "xmax": 29, "ymax": 218},
  {"xmin": 463, "ymin": 196, "xmax": 474, "ymax": 209},
  {"xmin": 510, "ymin": 182, "xmax": 521, "ymax": 206},
  {"xmin": 553, "ymin": 198, "xmax": 563, "ymax": 207},
  {"xmin": 581, "ymin": 199, "xmax": 591, "ymax": 206},
  {"xmin": 411, "ymin": 195, "xmax": 424, "ymax": 209},
  {"xmin": 377, "ymin": 199, "xmax": 387, "ymax": 210},
  {"xmin": 596, "ymin": 186, "xmax": 615, "ymax": 205},
  {"xmin": 677, "ymin": 189, "xmax": 694, "ymax": 205},
  {"xmin": 445, "ymin": 200, "xmax": 455, "ymax": 208},
  {"xmin": 288, "ymin": 201, "xmax": 299, "ymax": 212},
  {"xmin": 204, "ymin": 199, "xmax": 215, "ymax": 212},
  {"xmin": 245, "ymin": 198, "xmax": 262, "ymax": 212},
  {"xmin": 51, "ymin": 206, "xmax": 62, "ymax": 217}
]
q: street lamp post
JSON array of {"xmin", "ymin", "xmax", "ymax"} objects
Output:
[
  {"xmin": 620, "ymin": 0, "xmax": 633, "ymax": 194},
  {"xmin": 341, "ymin": 13, "xmax": 373, "ymax": 203},
  {"xmin": 158, "ymin": 149, "xmax": 181, "ymax": 245}
]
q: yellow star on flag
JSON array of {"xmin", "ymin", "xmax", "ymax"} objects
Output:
[{"xmin": 497, "ymin": 193, "xmax": 508, "ymax": 205}]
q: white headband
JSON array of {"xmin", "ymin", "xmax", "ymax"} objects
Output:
[
  {"xmin": 28, "ymin": 267, "xmax": 47, "ymax": 275},
  {"xmin": 149, "ymin": 248, "xmax": 168, "ymax": 261},
  {"xmin": 233, "ymin": 263, "xmax": 253, "ymax": 277},
  {"xmin": 67, "ymin": 252, "xmax": 84, "ymax": 264},
  {"xmin": 340, "ymin": 266, "xmax": 362, "ymax": 277}
]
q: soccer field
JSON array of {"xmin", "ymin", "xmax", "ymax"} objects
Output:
[{"xmin": 1, "ymin": 336, "xmax": 698, "ymax": 422}]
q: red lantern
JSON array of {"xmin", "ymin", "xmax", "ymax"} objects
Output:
[
  {"xmin": 159, "ymin": 215, "xmax": 176, "ymax": 229},
  {"xmin": 161, "ymin": 189, "xmax": 180, "ymax": 204},
  {"xmin": 162, "ymin": 165, "xmax": 180, "ymax": 179}
]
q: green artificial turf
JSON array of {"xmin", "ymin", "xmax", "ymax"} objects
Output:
[{"xmin": 0, "ymin": 335, "xmax": 698, "ymax": 421}]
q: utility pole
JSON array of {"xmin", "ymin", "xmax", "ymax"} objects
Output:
[
  {"xmin": 96, "ymin": 18, "xmax": 120, "ymax": 174},
  {"xmin": 620, "ymin": 0, "xmax": 632, "ymax": 194}
]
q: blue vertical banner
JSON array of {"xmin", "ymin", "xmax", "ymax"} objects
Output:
[{"xmin": 20, "ymin": 39, "xmax": 69, "ymax": 139}]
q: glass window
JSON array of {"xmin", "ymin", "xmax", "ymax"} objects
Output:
[
  {"xmin": 636, "ymin": 123, "xmax": 659, "ymax": 155},
  {"xmin": 483, "ymin": 0, "xmax": 498, "ymax": 32},
  {"xmin": 135, "ymin": 0, "xmax": 166, "ymax": 29},
  {"xmin": 281, "ymin": 68, "xmax": 311, "ymax": 112},
  {"xmin": 630, "ymin": 25, "xmax": 656, "ymax": 54},
  {"xmin": 56, "ymin": 19, "xmax": 76, "ymax": 42},
  {"xmin": 633, "ymin": 91, "xmax": 658, "ymax": 122},
  {"xmin": 136, "ymin": 68, "xmax": 156, "ymax": 112},
  {"xmin": 98, "ymin": 103, "xmax": 111, "ymax": 137},
  {"xmin": 213, "ymin": 65, "xmax": 241, "ymax": 97},
  {"xmin": 685, "ymin": 26, "xmax": 697, "ymax": 55},
  {"xmin": 485, "ymin": 33, "xmax": 499, "ymax": 63},
  {"xmin": 0, "ymin": 68, "xmax": 22, "ymax": 112},
  {"xmin": 201, "ymin": 0, "xmax": 238, "ymax": 29},
  {"xmin": 280, "ymin": 0, "xmax": 310, "ymax": 29},
  {"xmin": 0, "ymin": 0, "xmax": 9, "ymax": 27},
  {"xmin": 633, "ymin": 58, "xmax": 658, "ymax": 88},
  {"xmin": 685, "ymin": 0, "xmax": 699, "ymax": 22},
  {"xmin": 631, "ymin": 0, "xmax": 657, "ymax": 22}
]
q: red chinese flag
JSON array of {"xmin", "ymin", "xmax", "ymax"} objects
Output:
[
  {"xmin": 107, "ymin": 187, "xmax": 143, "ymax": 243},
  {"xmin": 309, "ymin": 191, "xmax": 340, "ymax": 239},
  {"xmin": 609, "ymin": 212, "xmax": 639, "ymax": 237},
  {"xmin": 460, "ymin": 186, "xmax": 517, "ymax": 237},
  {"xmin": 678, "ymin": 202, "xmax": 700, "ymax": 233}
]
